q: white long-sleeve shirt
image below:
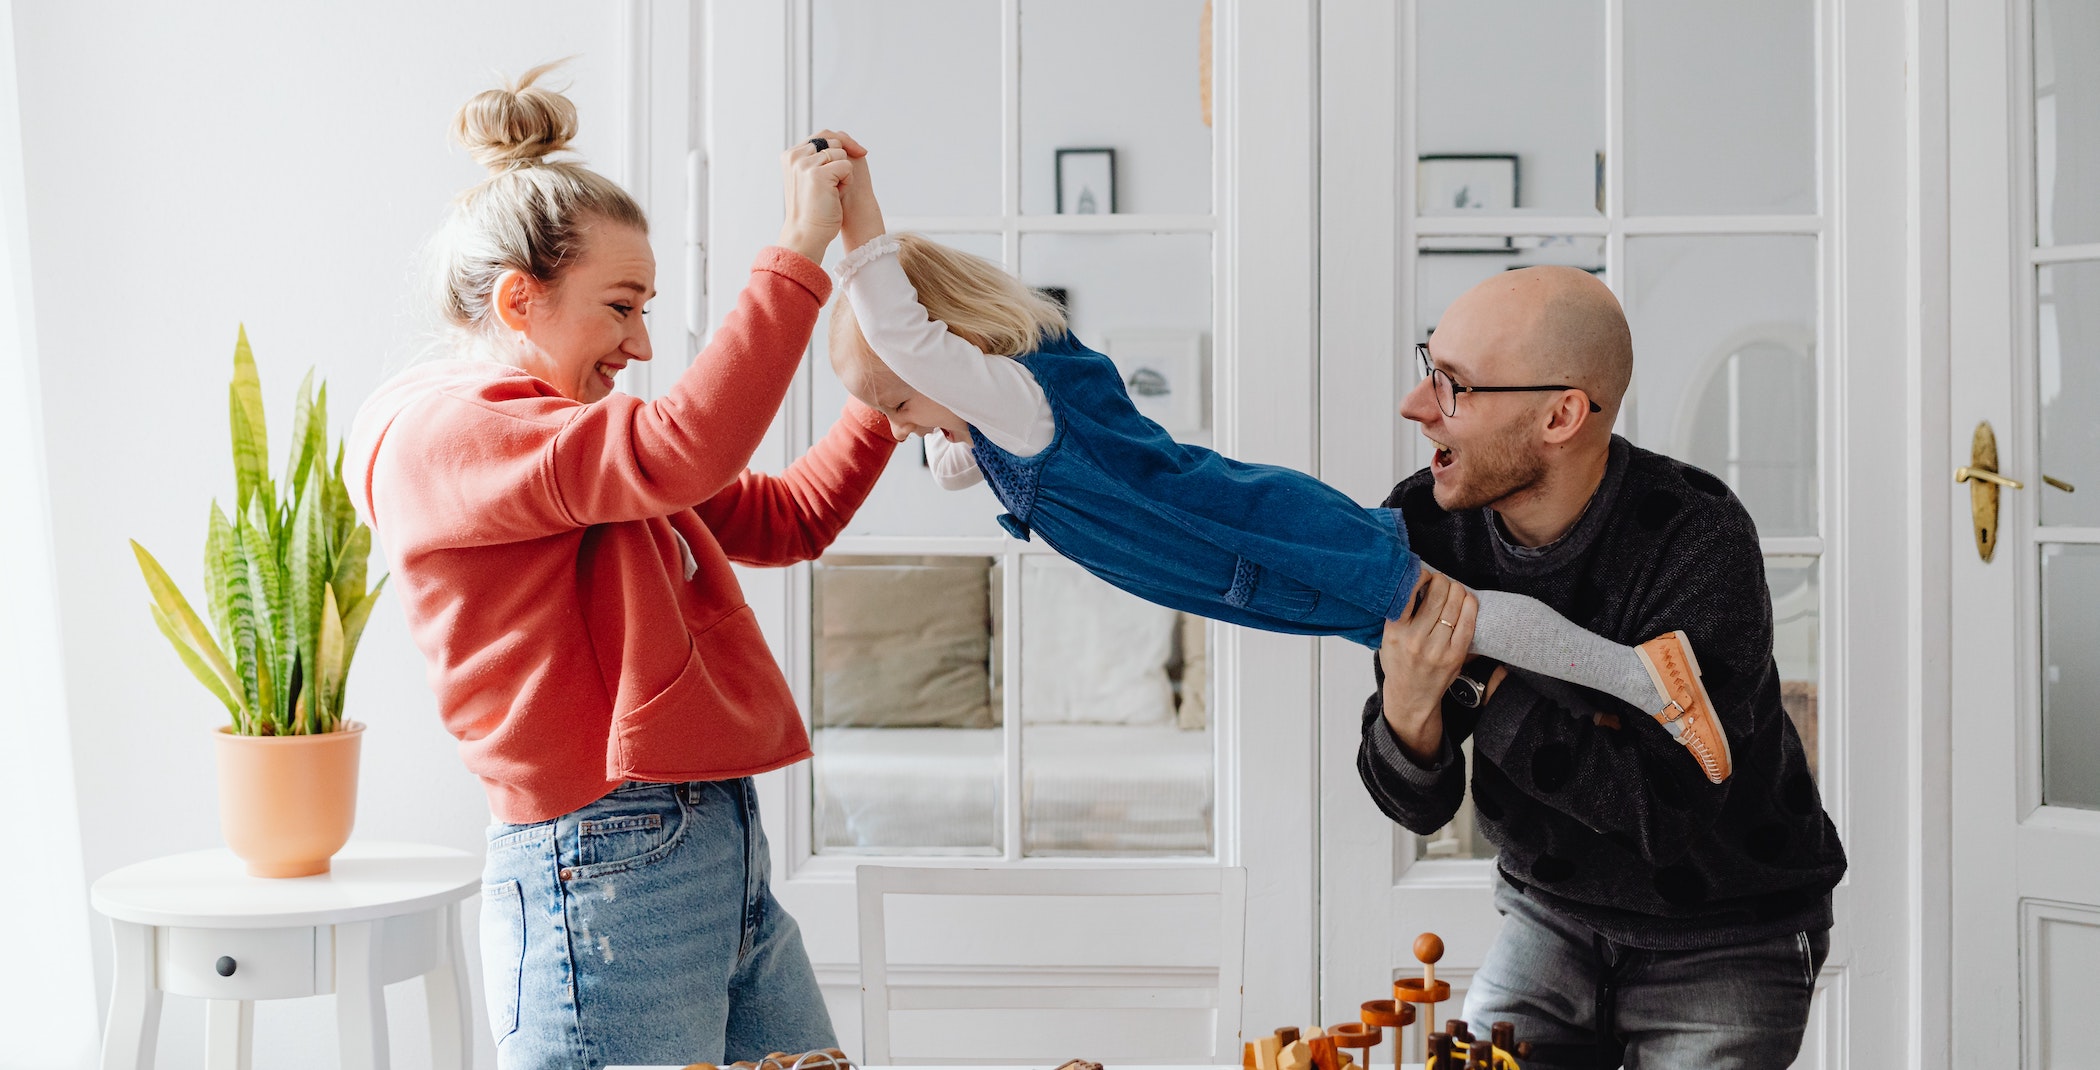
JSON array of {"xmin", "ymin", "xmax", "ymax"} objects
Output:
[{"xmin": 837, "ymin": 235, "xmax": 1057, "ymax": 490}]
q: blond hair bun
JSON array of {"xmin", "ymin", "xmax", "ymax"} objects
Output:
[{"xmin": 453, "ymin": 61, "xmax": 579, "ymax": 173}]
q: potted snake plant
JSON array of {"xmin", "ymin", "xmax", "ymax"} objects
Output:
[{"xmin": 130, "ymin": 327, "xmax": 386, "ymax": 877}]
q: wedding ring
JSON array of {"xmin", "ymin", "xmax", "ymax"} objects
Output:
[
  {"xmin": 1436, "ymin": 618, "xmax": 1456, "ymax": 629},
  {"xmin": 808, "ymin": 137, "xmax": 830, "ymax": 151}
]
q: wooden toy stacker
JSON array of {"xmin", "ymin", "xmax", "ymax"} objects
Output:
[{"xmin": 1244, "ymin": 933, "xmax": 1534, "ymax": 1070}]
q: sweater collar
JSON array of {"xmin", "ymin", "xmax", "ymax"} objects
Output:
[{"xmin": 1483, "ymin": 435, "xmax": 1631, "ymax": 576}]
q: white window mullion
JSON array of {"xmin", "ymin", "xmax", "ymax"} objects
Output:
[
  {"xmin": 1605, "ymin": 0, "xmax": 1630, "ymax": 438},
  {"xmin": 1001, "ymin": 549, "xmax": 1024, "ymax": 860},
  {"xmin": 1001, "ymin": 0, "xmax": 1021, "ymax": 272}
]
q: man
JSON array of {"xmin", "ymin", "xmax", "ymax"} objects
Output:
[{"xmin": 1358, "ymin": 266, "xmax": 1845, "ymax": 1068}]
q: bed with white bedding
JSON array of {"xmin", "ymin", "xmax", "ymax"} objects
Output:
[
  {"xmin": 812, "ymin": 555, "xmax": 1214, "ymax": 855},
  {"xmin": 813, "ymin": 723, "xmax": 1214, "ymax": 854}
]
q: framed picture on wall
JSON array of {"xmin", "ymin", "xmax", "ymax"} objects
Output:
[
  {"xmin": 1418, "ymin": 153, "xmax": 1520, "ymax": 253},
  {"xmin": 1056, "ymin": 148, "xmax": 1117, "ymax": 214},
  {"xmin": 1102, "ymin": 329, "xmax": 1207, "ymax": 434}
]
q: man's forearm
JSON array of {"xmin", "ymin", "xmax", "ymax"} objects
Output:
[
  {"xmin": 1381, "ymin": 682, "xmax": 1444, "ymax": 765},
  {"xmin": 1357, "ymin": 689, "xmax": 1466, "ymax": 835}
]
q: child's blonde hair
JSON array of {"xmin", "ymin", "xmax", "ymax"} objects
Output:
[{"xmin": 835, "ymin": 233, "xmax": 1068, "ymax": 357}]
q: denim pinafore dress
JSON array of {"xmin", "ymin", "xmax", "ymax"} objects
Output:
[{"xmin": 967, "ymin": 333, "xmax": 1419, "ymax": 649}]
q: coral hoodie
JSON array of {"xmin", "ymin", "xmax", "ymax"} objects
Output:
[{"xmin": 347, "ymin": 248, "xmax": 895, "ymax": 823}]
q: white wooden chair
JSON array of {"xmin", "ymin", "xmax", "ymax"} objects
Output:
[{"xmin": 855, "ymin": 865, "xmax": 1248, "ymax": 1065}]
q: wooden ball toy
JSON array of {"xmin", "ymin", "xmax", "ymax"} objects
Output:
[{"xmin": 1393, "ymin": 932, "xmax": 1453, "ymax": 1062}]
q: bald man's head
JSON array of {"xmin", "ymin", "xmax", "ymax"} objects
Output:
[
  {"xmin": 1403, "ymin": 266, "xmax": 1633, "ymax": 512},
  {"xmin": 1432, "ymin": 266, "xmax": 1631, "ymax": 426}
]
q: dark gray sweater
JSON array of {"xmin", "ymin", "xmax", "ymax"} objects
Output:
[{"xmin": 1357, "ymin": 436, "xmax": 1845, "ymax": 950}]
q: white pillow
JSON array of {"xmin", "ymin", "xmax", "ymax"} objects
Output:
[{"xmin": 1020, "ymin": 558, "xmax": 1177, "ymax": 726}]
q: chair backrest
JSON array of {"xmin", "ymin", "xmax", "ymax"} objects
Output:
[{"xmin": 856, "ymin": 865, "xmax": 1248, "ymax": 1066}]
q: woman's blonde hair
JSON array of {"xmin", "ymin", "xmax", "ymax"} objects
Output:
[
  {"xmin": 836, "ymin": 233, "xmax": 1068, "ymax": 357},
  {"xmin": 426, "ymin": 62, "xmax": 647, "ymax": 347}
]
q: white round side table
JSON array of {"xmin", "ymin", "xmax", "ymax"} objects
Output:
[{"xmin": 91, "ymin": 840, "xmax": 482, "ymax": 1070}]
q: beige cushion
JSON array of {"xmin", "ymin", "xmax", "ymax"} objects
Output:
[
  {"xmin": 1019, "ymin": 559, "xmax": 1178, "ymax": 726},
  {"xmin": 814, "ymin": 558, "xmax": 996, "ymax": 728},
  {"xmin": 1175, "ymin": 612, "xmax": 1208, "ymax": 730}
]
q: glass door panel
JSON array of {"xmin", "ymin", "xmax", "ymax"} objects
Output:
[
  {"xmin": 1623, "ymin": 234, "xmax": 1819, "ymax": 538},
  {"xmin": 812, "ymin": 0, "xmax": 1004, "ymax": 218},
  {"xmin": 1622, "ymin": 0, "xmax": 1816, "ymax": 215},
  {"xmin": 1019, "ymin": 0, "xmax": 1212, "ymax": 216},
  {"xmin": 1417, "ymin": 0, "xmax": 1605, "ymax": 217},
  {"xmin": 1017, "ymin": 557, "xmax": 1215, "ymax": 856},
  {"xmin": 2042, "ymin": 544, "xmax": 2100, "ymax": 810},
  {"xmin": 812, "ymin": 555, "xmax": 1003, "ymax": 854},
  {"xmin": 1767, "ymin": 555, "xmax": 1822, "ymax": 775},
  {"xmin": 2038, "ymin": 261, "xmax": 2099, "ymax": 527},
  {"xmin": 2034, "ymin": 0, "xmax": 2100, "ymax": 247}
]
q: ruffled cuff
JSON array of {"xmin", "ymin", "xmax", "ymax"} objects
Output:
[{"xmin": 834, "ymin": 234, "xmax": 903, "ymax": 289}]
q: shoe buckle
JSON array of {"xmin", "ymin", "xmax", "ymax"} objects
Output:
[{"xmin": 1657, "ymin": 699, "xmax": 1686, "ymax": 723}]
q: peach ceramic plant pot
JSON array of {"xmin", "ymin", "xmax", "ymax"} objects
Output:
[{"xmin": 214, "ymin": 722, "xmax": 363, "ymax": 877}]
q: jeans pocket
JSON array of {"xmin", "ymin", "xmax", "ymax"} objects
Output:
[
  {"xmin": 567, "ymin": 786, "xmax": 690, "ymax": 879},
  {"xmin": 1799, "ymin": 928, "xmax": 1831, "ymax": 990},
  {"xmin": 478, "ymin": 880, "xmax": 524, "ymax": 1043}
]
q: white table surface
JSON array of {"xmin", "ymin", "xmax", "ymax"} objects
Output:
[
  {"xmin": 611, "ymin": 1064, "xmax": 1427, "ymax": 1069},
  {"xmin": 91, "ymin": 840, "xmax": 481, "ymax": 928}
]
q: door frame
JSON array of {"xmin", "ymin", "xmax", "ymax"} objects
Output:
[
  {"xmin": 698, "ymin": 0, "xmax": 1327, "ymax": 1041},
  {"xmin": 1314, "ymin": 1, "xmax": 1927, "ymax": 1064}
]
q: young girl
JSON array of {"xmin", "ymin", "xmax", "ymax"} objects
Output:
[{"xmin": 827, "ymin": 228, "xmax": 1730, "ymax": 783}]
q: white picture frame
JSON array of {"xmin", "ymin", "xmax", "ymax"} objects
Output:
[{"xmin": 1102, "ymin": 329, "xmax": 1208, "ymax": 435}]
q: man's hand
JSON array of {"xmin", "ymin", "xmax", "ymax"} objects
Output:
[{"xmin": 1379, "ymin": 570, "xmax": 1478, "ymax": 764}]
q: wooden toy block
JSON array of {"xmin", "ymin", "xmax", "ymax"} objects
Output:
[
  {"xmin": 1257, "ymin": 1032, "xmax": 1285, "ymax": 1070},
  {"xmin": 1308, "ymin": 1032, "xmax": 1341, "ymax": 1070},
  {"xmin": 1277, "ymin": 1039, "xmax": 1315, "ymax": 1070}
]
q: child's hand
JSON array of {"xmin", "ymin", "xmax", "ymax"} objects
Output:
[{"xmin": 841, "ymin": 149, "xmax": 887, "ymax": 251}]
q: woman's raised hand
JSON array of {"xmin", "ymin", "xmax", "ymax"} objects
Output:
[{"xmin": 779, "ymin": 130, "xmax": 866, "ymax": 263}]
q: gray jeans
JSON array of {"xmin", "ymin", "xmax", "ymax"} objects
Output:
[{"xmin": 1462, "ymin": 872, "xmax": 1827, "ymax": 1069}]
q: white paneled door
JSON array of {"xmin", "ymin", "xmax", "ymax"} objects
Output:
[
  {"xmin": 1949, "ymin": 0, "xmax": 2100, "ymax": 1064},
  {"xmin": 698, "ymin": 1, "xmax": 1323, "ymax": 1059},
  {"xmin": 1317, "ymin": 0, "xmax": 1916, "ymax": 1065}
]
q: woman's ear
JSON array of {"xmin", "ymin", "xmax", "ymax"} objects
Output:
[{"xmin": 491, "ymin": 269, "xmax": 534, "ymax": 333}]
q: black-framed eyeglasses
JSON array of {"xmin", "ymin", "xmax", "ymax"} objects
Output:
[{"xmin": 1415, "ymin": 342, "xmax": 1602, "ymax": 419}]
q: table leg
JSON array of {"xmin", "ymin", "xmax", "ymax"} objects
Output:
[
  {"xmin": 101, "ymin": 920, "xmax": 162, "ymax": 1070},
  {"xmin": 335, "ymin": 920, "xmax": 391, "ymax": 1070},
  {"xmin": 204, "ymin": 1000, "xmax": 254, "ymax": 1070},
  {"xmin": 424, "ymin": 904, "xmax": 472, "ymax": 1069}
]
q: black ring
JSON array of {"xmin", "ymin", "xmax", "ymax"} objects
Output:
[{"xmin": 808, "ymin": 137, "xmax": 829, "ymax": 152}]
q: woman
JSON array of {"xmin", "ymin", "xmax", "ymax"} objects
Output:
[{"xmin": 347, "ymin": 65, "xmax": 893, "ymax": 1069}]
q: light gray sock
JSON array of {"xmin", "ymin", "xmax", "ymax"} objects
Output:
[{"xmin": 1468, "ymin": 589, "xmax": 1660, "ymax": 714}]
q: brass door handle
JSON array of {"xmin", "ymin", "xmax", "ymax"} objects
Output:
[
  {"xmin": 1956, "ymin": 466, "xmax": 2024, "ymax": 490},
  {"xmin": 1960, "ymin": 422, "xmax": 2010, "ymax": 562}
]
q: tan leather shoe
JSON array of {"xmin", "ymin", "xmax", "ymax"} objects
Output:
[{"xmin": 1636, "ymin": 630, "xmax": 1733, "ymax": 783}]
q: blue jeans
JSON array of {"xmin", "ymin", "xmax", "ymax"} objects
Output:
[
  {"xmin": 478, "ymin": 779, "xmax": 836, "ymax": 1070},
  {"xmin": 1463, "ymin": 873, "xmax": 1827, "ymax": 1069}
]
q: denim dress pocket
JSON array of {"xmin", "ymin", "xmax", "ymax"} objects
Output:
[
  {"xmin": 1224, "ymin": 557, "xmax": 1323, "ymax": 620},
  {"xmin": 477, "ymin": 880, "xmax": 524, "ymax": 1043},
  {"xmin": 566, "ymin": 785, "xmax": 691, "ymax": 879}
]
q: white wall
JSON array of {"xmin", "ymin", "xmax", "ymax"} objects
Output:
[
  {"xmin": 0, "ymin": 2, "xmax": 98, "ymax": 1064},
  {"xmin": 14, "ymin": 5, "xmax": 624, "ymax": 1066}
]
